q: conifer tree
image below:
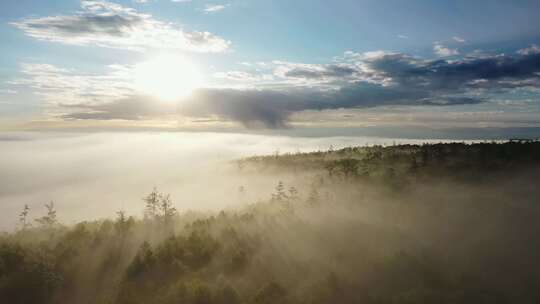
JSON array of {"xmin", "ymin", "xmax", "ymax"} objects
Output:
[
  {"xmin": 35, "ymin": 201, "xmax": 57, "ymax": 229},
  {"xmin": 18, "ymin": 204, "xmax": 31, "ymax": 230}
]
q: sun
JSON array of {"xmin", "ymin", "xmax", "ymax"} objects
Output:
[{"xmin": 134, "ymin": 54, "xmax": 203, "ymax": 101}]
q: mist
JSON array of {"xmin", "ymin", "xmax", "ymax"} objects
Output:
[
  {"xmin": 0, "ymin": 131, "xmax": 453, "ymax": 230},
  {"xmin": 1, "ymin": 135, "xmax": 539, "ymax": 303}
]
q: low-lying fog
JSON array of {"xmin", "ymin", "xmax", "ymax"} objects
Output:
[{"xmin": 0, "ymin": 131, "xmax": 466, "ymax": 230}]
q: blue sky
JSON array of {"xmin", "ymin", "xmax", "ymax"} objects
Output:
[{"xmin": 1, "ymin": 0, "xmax": 540, "ymax": 136}]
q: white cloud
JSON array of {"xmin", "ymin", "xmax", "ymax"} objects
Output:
[
  {"xmin": 434, "ymin": 43, "xmax": 459, "ymax": 57},
  {"xmin": 13, "ymin": 63, "xmax": 136, "ymax": 112},
  {"xmin": 397, "ymin": 34, "xmax": 409, "ymax": 39},
  {"xmin": 204, "ymin": 4, "xmax": 228, "ymax": 13},
  {"xmin": 0, "ymin": 89, "xmax": 17, "ymax": 94},
  {"xmin": 452, "ymin": 36, "xmax": 466, "ymax": 43},
  {"xmin": 517, "ymin": 44, "xmax": 540, "ymax": 55},
  {"xmin": 11, "ymin": 0, "xmax": 230, "ymax": 53}
]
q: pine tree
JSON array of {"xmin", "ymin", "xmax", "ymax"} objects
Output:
[
  {"xmin": 115, "ymin": 210, "xmax": 133, "ymax": 237},
  {"xmin": 273, "ymin": 181, "xmax": 288, "ymax": 202},
  {"xmin": 143, "ymin": 187, "xmax": 160, "ymax": 220},
  {"xmin": 19, "ymin": 204, "xmax": 31, "ymax": 231},
  {"xmin": 159, "ymin": 194, "xmax": 177, "ymax": 222},
  {"xmin": 35, "ymin": 201, "xmax": 57, "ymax": 229}
]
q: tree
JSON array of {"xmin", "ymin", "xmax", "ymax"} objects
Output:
[
  {"xmin": 272, "ymin": 181, "xmax": 288, "ymax": 202},
  {"xmin": 159, "ymin": 193, "xmax": 177, "ymax": 230},
  {"xmin": 18, "ymin": 204, "xmax": 31, "ymax": 231},
  {"xmin": 35, "ymin": 201, "xmax": 57, "ymax": 229},
  {"xmin": 143, "ymin": 187, "xmax": 160, "ymax": 220},
  {"xmin": 288, "ymin": 186, "xmax": 299, "ymax": 201},
  {"xmin": 114, "ymin": 210, "xmax": 134, "ymax": 238}
]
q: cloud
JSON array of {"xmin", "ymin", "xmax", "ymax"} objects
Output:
[
  {"xmin": 434, "ymin": 43, "xmax": 459, "ymax": 57},
  {"xmin": 282, "ymin": 64, "xmax": 357, "ymax": 80},
  {"xmin": 11, "ymin": 0, "xmax": 230, "ymax": 52},
  {"xmin": 18, "ymin": 47, "xmax": 540, "ymax": 129},
  {"xmin": 204, "ymin": 4, "xmax": 228, "ymax": 13},
  {"xmin": 213, "ymin": 71, "xmax": 273, "ymax": 83},
  {"xmin": 61, "ymin": 95, "xmax": 176, "ymax": 120},
  {"xmin": 179, "ymin": 49, "xmax": 540, "ymax": 127},
  {"xmin": 0, "ymin": 89, "xmax": 17, "ymax": 94},
  {"xmin": 518, "ymin": 44, "xmax": 540, "ymax": 55},
  {"xmin": 13, "ymin": 63, "xmax": 136, "ymax": 112},
  {"xmin": 452, "ymin": 36, "xmax": 466, "ymax": 43},
  {"xmin": 397, "ymin": 34, "xmax": 409, "ymax": 39}
]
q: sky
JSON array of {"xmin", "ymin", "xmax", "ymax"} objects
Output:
[{"xmin": 1, "ymin": 0, "xmax": 540, "ymax": 137}]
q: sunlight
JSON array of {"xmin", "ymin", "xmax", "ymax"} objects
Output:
[{"xmin": 134, "ymin": 54, "xmax": 203, "ymax": 101}]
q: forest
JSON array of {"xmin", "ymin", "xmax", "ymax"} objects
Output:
[{"xmin": 2, "ymin": 141, "xmax": 540, "ymax": 304}]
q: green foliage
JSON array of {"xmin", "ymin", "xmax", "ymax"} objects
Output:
[{"xmin": 0, "ymin": 243, "xmax": 62, "ymax": 304}]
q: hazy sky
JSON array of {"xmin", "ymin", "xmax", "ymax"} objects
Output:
[{"xmin": 0, "ymin": 0, "xmax": 540, "ymax": 135}]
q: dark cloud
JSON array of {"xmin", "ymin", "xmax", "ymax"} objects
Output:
[
  {"xmin": 25, "ymin": 14, "xmax": 143, "ymax": 37},
  {"xmin": 284, "ymin": 65, "xmax": 357, "ymax": 79},
  {"xmin": 181, "ymin": 89, "xmax": 303, "ymax": 128},
  {"xmin": 367, "ymin": 52, "xmax": 540, "ymax": 91}
]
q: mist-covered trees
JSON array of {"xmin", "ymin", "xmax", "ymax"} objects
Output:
[
  {"xmin": 2, "ymin": 142, "xmax": 540, "ymax": 304},
  {"xmin": 241, "ymin": 141, "xmax": 540, "ymax": 185},
  {"xmin": 143, "ymin": 187, "xmax": 178, "ymax": 234}
]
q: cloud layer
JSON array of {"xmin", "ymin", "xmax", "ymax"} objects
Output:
[
  {"xmin": 15, "ymin": 46, "xmax": 540, "ymax": 128},
  {"xmin": 11, "ymin": 0, "xmax": 230, "ymax": 52},
  {"xmin": 180, "ymin": 49, "xmax": 540, "ymax": 127}
]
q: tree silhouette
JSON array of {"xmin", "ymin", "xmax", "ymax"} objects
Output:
[
  {"xmin": 114, "ymin": 210, "xmax": 134, "ymax": 238},
  {"xmin": 159, "ymin": 193, "xmax": 177, "ymax": 232},
  {"xmin": 143, "ymin": 187, "xmax": 160, "ymax": 220},
  {"xmin": 18, "ymin": 204, "xmax": 31, "ymax": 231},
  {"xmin": 35, "ymin": 201, "xmax": 57, "ymax": 229}
]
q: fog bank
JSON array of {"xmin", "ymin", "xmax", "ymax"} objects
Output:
[{"xmin": 0, "ymin": 131, "xmax": 468, "ymax": 230}]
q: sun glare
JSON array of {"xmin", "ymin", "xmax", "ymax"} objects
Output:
[{"xmin": 134, "ymin": 54, "xmax": 203, "ymax": 101}]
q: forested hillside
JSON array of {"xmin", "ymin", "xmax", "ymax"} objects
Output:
[{"xmin": 2, "ymin": 141, "xmax": 540, "ymax": 304}]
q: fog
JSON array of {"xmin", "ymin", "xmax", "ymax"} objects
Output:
[
  {"xmin": 2, "ymin": 134, "xmax": 539, "ymax": 303},
  {"xmin": 0, "ymin": 131, "xmax": 458, "ymax": 231}
]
